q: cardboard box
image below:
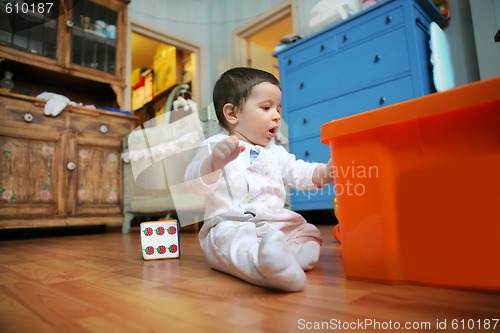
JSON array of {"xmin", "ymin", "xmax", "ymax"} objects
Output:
[
  {"xmin": 153, "ymin": 44, "xmax": 177, "ymax": 96},
  {"xmin": 131, "ymin": 69, "xmax": 154, "ymax": 111},
  {"xmin": 321, "ymin": 77, "xmax": 500, "ymax": 290},
  {"xmin": 140, "ymin": 220, "xmax": 180, "ymax": 260}
]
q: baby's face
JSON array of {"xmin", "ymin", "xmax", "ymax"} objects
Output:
[{"xmin": 232, "ymin": 82, "xmax": 282, "ymax": 146}]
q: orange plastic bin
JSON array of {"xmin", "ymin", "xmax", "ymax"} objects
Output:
[{"xmin": 321, "ymin": 77, "xmax": 500, "ymax": 290}]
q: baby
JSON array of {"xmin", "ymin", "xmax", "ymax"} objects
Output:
[{"xmin": 185, "ymin": 67, "xmax": 333, "ymax": 291}]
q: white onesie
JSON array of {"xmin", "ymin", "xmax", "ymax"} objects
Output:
[{"xmin": 185, "ymin": 134, "xmax": 323, "ymax": 291}]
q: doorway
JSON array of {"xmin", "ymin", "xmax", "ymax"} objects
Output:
[
  {"xmin": 233, "ymin": 0, "xmax": 296, "ymax": 78},
  {"xmin": 127, "ymin": 21, "xmax": 202, "ymax": 121}
]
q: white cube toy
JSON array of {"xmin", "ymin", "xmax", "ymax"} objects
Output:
[{"xmin": 140, "ymin": 220, "xmax": 180, "ymax": 260}]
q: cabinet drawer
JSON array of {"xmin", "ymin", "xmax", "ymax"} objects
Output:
[
  {"xmin": 331, "ymin": 27, "xmax": 410, "ymax": 95},
  {"xmin": 337, "ymin": 6, "xmax": 403, "ymax": 48},
  {"xmin": 289, "ymin": 136, "xmax": 334, "ymax": 210},
  {"xmin": 289, "ymin": 136, "xmax": 330, "ymax": 163},
  {"xmin": 284, "ymin": 28, "xmax": 409, "ymax": 111},
  {"xmin": 281, "ymin": 35, "xmax": 336, "ymax": 71},
  {"xmin": 69, "ymin": 113, "xmax": 132, "ymax": 137},
  {"xmin": 284, "ymin": 55, "xmax": 336, "ymax": 111},
  {"xmin": 290, "ymin": 183, "xmax": 335, "ymax": 211},
  {"xmin": 0, "ymin": 98, "xmax": 66, "ymax": 130},
  {"xmin": 286, "ymin": 76, "xmax": 414, "ymax": 140}
]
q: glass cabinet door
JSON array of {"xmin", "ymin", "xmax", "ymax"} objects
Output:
[
  {"xmin": 70, "ymin": 0, "xmax": 117, "ymax": 74},
  {"xmin": 0, "ymin": 0, "xmax": 59, "ymax": 58}
]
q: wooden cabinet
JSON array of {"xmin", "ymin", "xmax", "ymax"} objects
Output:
[
  {"xmin": 0, "ymin": 93, "xmax": 136, "ymax": 229},
  {"xmin": 274, "ymin": 0, "xmax": 446, "ymax": 211},
  {"xmin": 0, "ymin": 0, "xmax": 129, "ymax": 108}
]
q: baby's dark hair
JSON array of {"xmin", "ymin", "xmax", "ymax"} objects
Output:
[{"xmin": 213, "ymin": 67, "xmax": 281, "ymax": 130}]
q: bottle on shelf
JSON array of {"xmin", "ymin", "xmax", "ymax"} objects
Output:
[{"xmin": 0, "ymin": 71, "xmax": 15, "ymax": 93}]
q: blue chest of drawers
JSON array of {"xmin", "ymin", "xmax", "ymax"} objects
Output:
[{"xmin": 275, "ymin": 0, "xmax": 445, "ymax": 211}]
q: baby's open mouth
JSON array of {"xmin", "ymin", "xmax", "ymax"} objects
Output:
[{"xmin": 268, "ymin": 127, "xmax": 278, "ymax": 137}]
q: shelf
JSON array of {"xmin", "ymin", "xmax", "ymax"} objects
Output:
[
  {"xmin": 132, "ymin": 82, "xmax": 191, "ymax": 126},
  {"xmin": 72, "ymin": 26, "xmax": 117, "ymax": 46}
]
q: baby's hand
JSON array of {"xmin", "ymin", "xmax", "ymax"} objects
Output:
[
  {"xmin": 312, "ymin": 158, "xmax": 334, "ymax": 188},
  {"xmin": 211, "ymin": 135, "xmax": 246, "ymax": 171}
]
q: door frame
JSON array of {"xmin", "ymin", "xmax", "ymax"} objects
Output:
[
  {"xmin": 126, "ymin": 20, "xmax": 203, "ymax": 111},
  {"xmin": 233, "ymin": 0, "xmax": 298, "ymax": 67}
]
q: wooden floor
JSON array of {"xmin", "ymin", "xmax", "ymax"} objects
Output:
[{"xmin": 1, "ymin": 225, "xmax": 499, "ymax": 333}]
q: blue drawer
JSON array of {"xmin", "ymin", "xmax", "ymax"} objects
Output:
[
  {"xmin": 337, "ymin": 6, "xmax": 404, "ymax": 49},
  {"xmin": 284, "ymin": 55, "xmax": 336, "ymax": 111},
  {"xmin": 288, "ymin": 136, "xmax": 335, "ymax": 210},
  {"xmin": 286, "ymin": 76, "xmax": 414, "ymax": 140},
  {"xmin": 289, "ymin": 135, "xmax": 330, "ymax": 163},
  {"xmin": 281, "ymin": 35, "xmax": 337, "ymax": 72},
  {"xmin": 290, "ymin": 184, "xmax": 335, "ymax": 211},
  {"xmin": 285, "ymin": 28, "xmax": 410, "ymax": 111}
]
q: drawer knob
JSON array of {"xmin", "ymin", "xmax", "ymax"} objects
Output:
[
  {"xmin": 299, "ymin": 82, "xmax": 304, "ymax": 89},
  {"xmin": 320, "ymin": 44, "xmax": 325, "ymax": 51},
  {"xmin": 288, "ymin": 59, "xmax": 292, "ymax": 65},
  {"xmin": 386, "ymin": 15, "xmax": 392, "ymax": 23},
  {"xmin": 303, "ymin": 118, "xmax": 308, "ymax": 125},
  {"xmin": 24, "ymin": 112, "xmax": 33, "ymax": 123},
  {"xmin": 100, "ymin": 125, "xmax": 108, "ymax": 134},
  {"xmin": 343, "ymin": 34, "xmax": 348, "ymax": 42},
  {"xmin": 379, "ymin": 97, "xmax": 386, "ymax": 104},
  {"xmin": 66, "ymin": 162, "xmax": 76, "ymax": 171},
  {"xmin": 374, "ymin": 54, "xmax": 381, "ymax": 62}
]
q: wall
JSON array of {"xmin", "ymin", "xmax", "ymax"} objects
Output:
[
  {"xmin": 470, "ymin": 0, "xmax": 500, "ymax": 80},
  {"xmin": 442, "ymin": 0, "xmax": 480, "ymax": 86}
]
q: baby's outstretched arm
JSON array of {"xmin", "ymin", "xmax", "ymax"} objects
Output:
[
  {"xmin": 312, "ymin": 159, "xmax": 334, "ymax": 188},
  {"xmin": 200, "ymin": 135, "xmax": 246, "ymax": 183}
]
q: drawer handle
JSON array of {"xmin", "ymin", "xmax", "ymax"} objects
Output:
[
  {"xmin": 305, "ymin": 150, "xmax": 309, "ymax": 158},
  {"xmin": 288, "ymin": 59, "xmax": 292, "ymax": 65},
  {"xmin": 67, "ymin": 162, "xmax": 76, "ymax": 171},
  {"xmin": 343, "ymin": 34, "xmax": 348, "ymax": 42},
  {"xmin": 299, "ymin": 82, "xmax": 304, "ymax": 89},
  {"xmin": 379, "ymin": 97, "xmax": 386, "ymax": 105},
  {"xmin": 24, "ymin": 112, "xmax": 33, "ymax": 123},
  {"xmin": 320, "ymin": 44, "xmax": 325, "ymax": 51},
  {"xmin": 100, "ymin": 125, "xmax": 108, "ymax": 134},
  {"xmin": 386, "ymin": 15, "xmax": 392, "ymax": 24},
  {"xmin": 303, "ymin": 118, "xmax": 308, "ymax": 125},
  {"xmin": 415, "ymin": 17, "xmax": 429, "ymax": 33},
  {"xmin": 374, "ymin": 54, "xmax": 381, "ymax": 62}
]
